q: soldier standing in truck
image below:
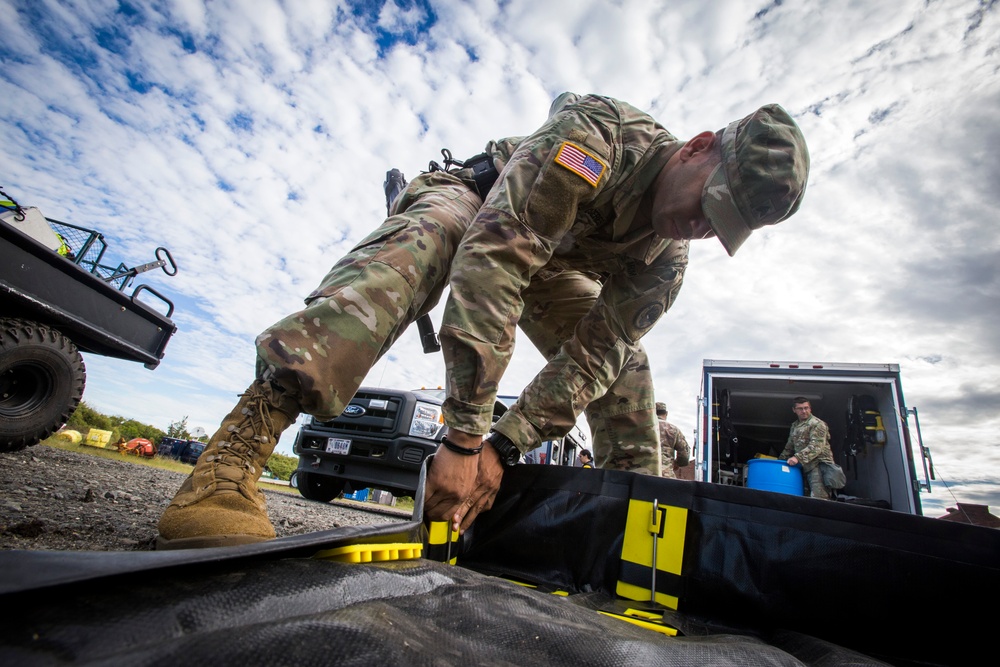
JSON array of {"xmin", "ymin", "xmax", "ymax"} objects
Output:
[{"xmin": 781, "ymin": 397, "xmax": 836, "ymax": 499}]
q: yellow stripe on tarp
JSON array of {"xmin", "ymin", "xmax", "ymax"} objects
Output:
[
  {"xmin": 314, "ymin": 542, "xmax": 423, "ymax": 563},
  {"xmin": 501, "ymin": 579, "xmax": 570, "ymax": 596},
  {"xmin": 597, "ymin": 610, "xmax": 679, "ymax": 636},
  {"xmin": 616, "ymin": 498, "xmax": 688, "ymax": 609}
]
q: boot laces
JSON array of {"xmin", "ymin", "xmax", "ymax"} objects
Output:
[{"xmin": 208, "ymin": 385, "xmax": 277, "ymax": 482}]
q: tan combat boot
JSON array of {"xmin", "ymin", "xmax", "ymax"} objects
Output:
[{"xmin": 157, "ymin": 379, "xmax": 300, "ymax": 550}]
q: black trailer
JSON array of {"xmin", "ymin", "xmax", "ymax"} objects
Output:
[{"xmin": 0, "ymin": 198, "xmax": 178, "ymax": 452}]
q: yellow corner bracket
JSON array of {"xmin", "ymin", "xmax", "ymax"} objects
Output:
[{"xmin": 314, "ymin": 542, "xmax": 423, "ymax": 563}]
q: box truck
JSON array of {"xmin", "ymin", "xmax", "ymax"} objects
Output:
[{"xmin": 695, "ymin": 359, "xmax": 932, "ymax": 514}]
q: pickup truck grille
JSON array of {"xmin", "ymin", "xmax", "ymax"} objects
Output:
[{"xmin": 315, "ymin": 391, "xmax": 404, "ymax": 435}]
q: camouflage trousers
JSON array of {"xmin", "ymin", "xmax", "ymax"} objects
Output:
[
  {"xmin": 520, "ymin": 269, "xmax": 661, "ymax": 475},
  {"xmin": 255, "ymin": 170, "xmax": 661, "ymax": 473},
  {"xmin": 254, "ymin": 170, "xmax": 477, "ymax": 420},
  {"xmin": 660, "ymin": 448, "xmax": 679, "ymax": 479},
  {"xmin": 804, "ymin": 464, "xmax": 832, "ymax": 500}
]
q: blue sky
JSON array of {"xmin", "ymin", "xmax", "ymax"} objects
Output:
[{"xmin": 2, "ymin": 0, "xmax": 998, "ymax": 517}]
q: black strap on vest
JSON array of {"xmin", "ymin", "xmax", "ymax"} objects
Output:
[
  {"xmin": 427, "ymin": 148, "xmax": 499, "ymax": 199},
  {"xmin": 463, "ymin": 152, "xmax": 499, "ymax": 199}
]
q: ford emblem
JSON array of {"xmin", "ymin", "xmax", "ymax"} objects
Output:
[{"xmin": 343, "ymin": 405, "xmax": 366, "ymax": 418}]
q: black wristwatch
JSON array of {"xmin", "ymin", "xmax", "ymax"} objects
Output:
[{"xmin": 486, "ymin": 431, "xmax": 521, "ymax": 468}]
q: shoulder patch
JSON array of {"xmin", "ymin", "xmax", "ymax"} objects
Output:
[{"xmin": 554, "ymin": 142, "xmax": 606, "ymax": 187}]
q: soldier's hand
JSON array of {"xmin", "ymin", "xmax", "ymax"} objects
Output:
[
  {"xmin": 787, "ymin": 456, "xmax": 799, "ymax": 466},
  {"xmin": 424, "ymin": 432, "xmax": 487, "ymax": 532},
  {"xmin": 457, "ymin": 443, "xmax": 505, "ymax": 534}
]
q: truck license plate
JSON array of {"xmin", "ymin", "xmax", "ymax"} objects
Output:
[{"xmin": 326, "ymin": 438, "xmax": 351, "ymax": 455}]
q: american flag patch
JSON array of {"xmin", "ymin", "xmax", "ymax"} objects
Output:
[{"xmin": 554, "ymin": 142, "xmax": 606, "ymax": 187}]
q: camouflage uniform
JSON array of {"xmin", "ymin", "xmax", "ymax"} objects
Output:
[
  {"xmin": 255, "ymin": 95, "xmax": 670, "ymax": 472},
  {"xmin": 161, "ymin": 93, "xmax": 808, "ymax": 547},
  {"xmin": 440, "ymin": 93, "xmax": 688, "ymax": 474},
  {"xmin": 780, "ymin": 414, "xmax": 835, "ymax": 499},
  {"xmin": 255, "ymin": 170, "xmax": 480, "ymax": 421},
  {"xmin": 658, "ymin": 417, "xmax": 691, "ymax": 479}
]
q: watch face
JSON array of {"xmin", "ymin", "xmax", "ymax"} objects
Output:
[
  {"xmin": 491, "ymin": 434, "xmax": 519, "ymax": 467},
  {"xmin": 503, "ymin": 447, "xmax": 519, "ymax": 466}
]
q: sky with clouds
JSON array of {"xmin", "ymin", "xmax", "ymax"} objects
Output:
[{"xmin": 2, "ymin": 0, "xmax": 997, "ymax": 516}]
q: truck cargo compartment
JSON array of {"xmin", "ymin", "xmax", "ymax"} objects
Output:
[{"xmin": 698, "ymin": 360, "xmax": 927, "ymax": 514}]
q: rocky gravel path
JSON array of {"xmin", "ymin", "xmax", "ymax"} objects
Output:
[{"xmin": 0, "ymin": 443, "xmax": 408, "ymax": 552}]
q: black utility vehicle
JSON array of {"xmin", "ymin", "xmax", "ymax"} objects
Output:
[
  {"xmin": 290, "ymin": 387, "xmax": 457, "ymax": 502},
  {"xmin": 290, "ymin": 387, "xmax": 589, "ymax": 503}
]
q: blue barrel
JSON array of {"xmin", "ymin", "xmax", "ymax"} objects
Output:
[{"xmin": 746, "ymin": 459, "xmax": 804, "ymax": 496}]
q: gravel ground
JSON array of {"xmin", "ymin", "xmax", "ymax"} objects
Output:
[{"xmin": 0, "ymin": 443, "xmax": 409, "ymax": 552}]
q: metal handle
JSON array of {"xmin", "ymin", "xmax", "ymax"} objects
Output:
[
  {"xmin": 132, "ymin": 283, "xmax": 175, "ymax": 318},
  {"xmin": 156, "ymin": 246, "xmax": 178, "ymax": 276}
]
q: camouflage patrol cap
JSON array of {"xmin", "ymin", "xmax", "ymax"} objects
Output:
[
  {"xmin": 702, "ymin": 104, "xmax": 810, "ymax": 256},
  {"xmin": 655, "ymin": 402, "xmax": 667, "ymax": 415}
]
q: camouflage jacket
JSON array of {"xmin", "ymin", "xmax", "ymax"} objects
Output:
[
  {"xmin": 659, "ymin": 419, "xmax": 691, "ymax": 478},
  {"xmin": 780, "ymin": 414, "xmax": 835, "ymax": 471},
  {"xmin": 440, "ymin": 93, "xmax": 690, "ymax": 450}
]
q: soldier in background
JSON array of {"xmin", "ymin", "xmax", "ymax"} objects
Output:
[
  {"xmin": 781, "ymin": 397, "xmax": 836, "ymax": 499},
  {"xmin": 656, "ymin": 402, "xmax": 690, "ymax": 479},
  {"xmin": 158, "ymin": 92, "xmax": 809, "ymax": 548}
]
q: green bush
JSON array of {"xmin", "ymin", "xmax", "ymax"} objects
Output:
[
  {"xmin": 64, "ymin": 401, "xmax": 169, "ymax": 446},
  {"xmin": 266, "ymin": 453, "xmax": 298, "ymax": 481},
  {"xmin": 66, "ymin": 402, "xmax": 112, "ymax": 432},
  {"xmin": 118, "ymin": 419, "xmax": 166, "ymax": 443}
]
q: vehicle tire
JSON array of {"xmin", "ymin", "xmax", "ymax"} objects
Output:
[
  {"xmin": 294, "ymin": 471, "xmax": 346, "ymax": 503},
  {"xmin": 0, "ymin": 318, "xmax": 86, "ymax": 453}
]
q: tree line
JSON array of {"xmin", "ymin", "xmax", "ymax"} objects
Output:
[{"xmin": 66, "ymin": 402, "xmax": 177, "ymax": 444}]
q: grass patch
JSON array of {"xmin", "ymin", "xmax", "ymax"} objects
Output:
[
  {"xmin": 260, "ymin": 480, "xmax": 297, "ymax": 495},
  {"xmin": 393, "ymin": 496, "xmax": 415, "ymax": 511},
  {"xmin": 43, "ymin": 438, "xmax": 196, "ymax": 474}
]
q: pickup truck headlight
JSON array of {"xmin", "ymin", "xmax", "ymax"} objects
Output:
[{"xmin": 410, "ymin": 401, "xmax": 445, "ymax": 439}]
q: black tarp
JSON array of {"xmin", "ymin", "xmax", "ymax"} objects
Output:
[
  {"xmin": 461, "ymin": 466, "xmax": 994, "ymax": 666},
  {"xmin": 0, "ymin": 464, "xmax": 995, "ymax": 666}
]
